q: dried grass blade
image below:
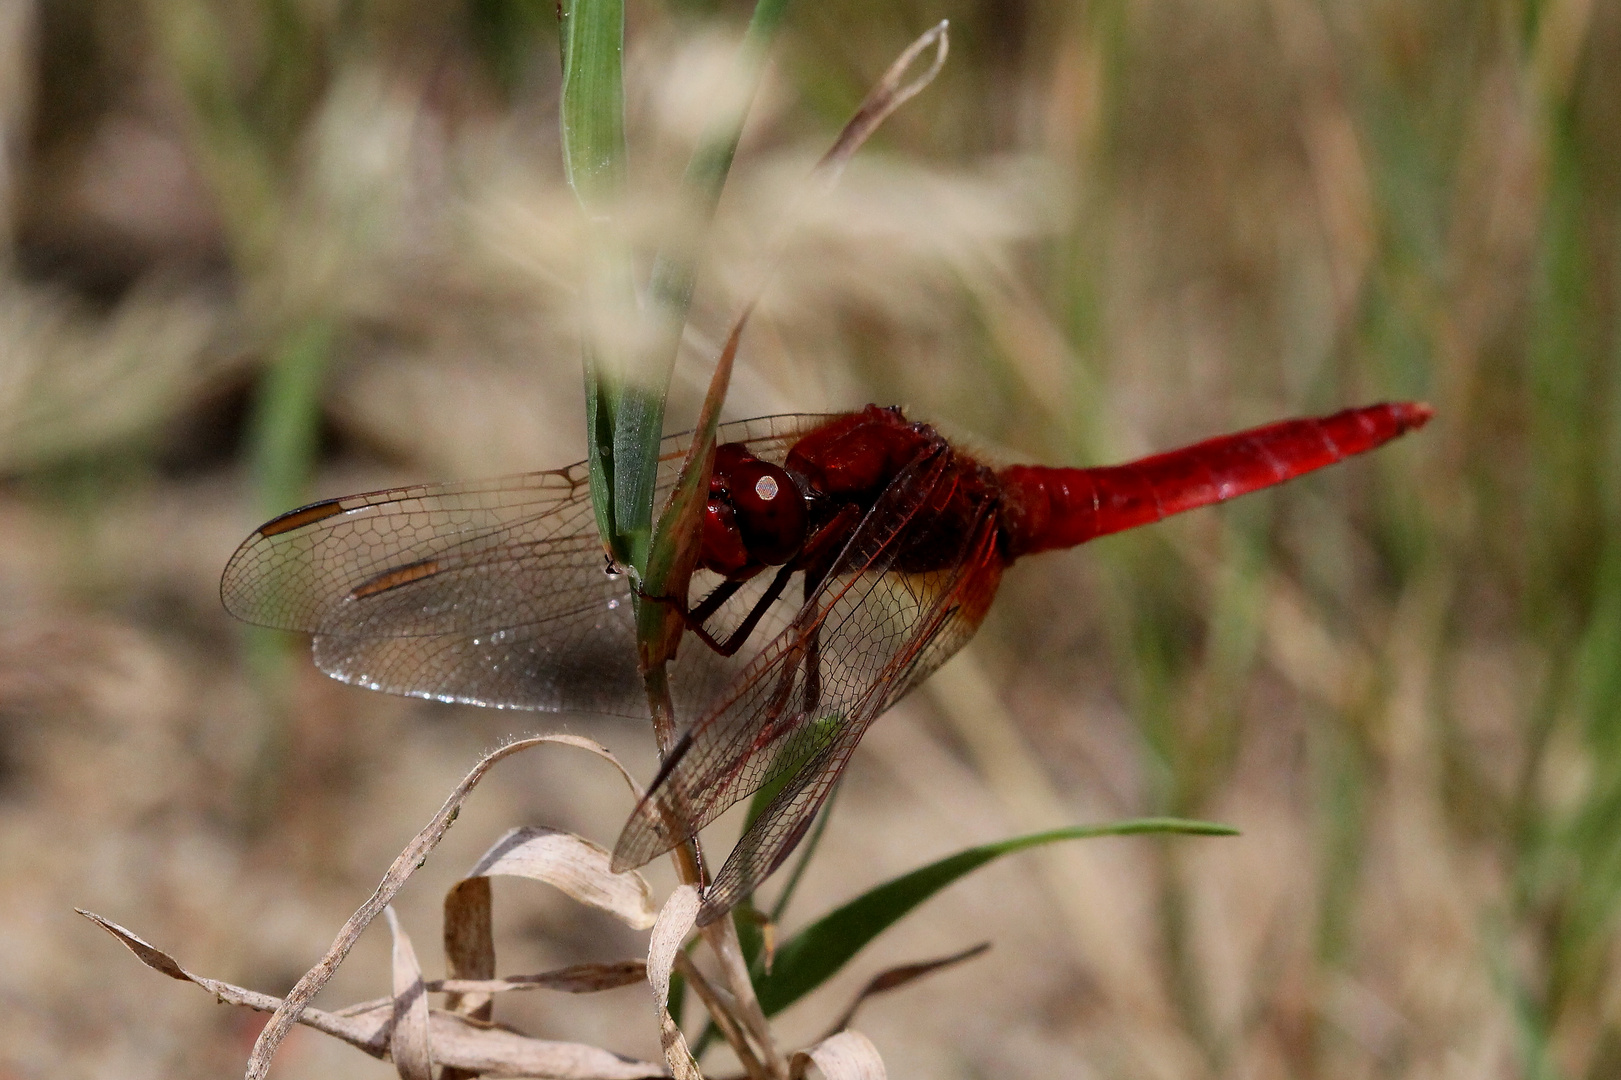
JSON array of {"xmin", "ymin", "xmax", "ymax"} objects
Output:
[
  {"xmin": 420, "ymin": 1014, "xmax": 665, "ymax": 1079},
  {"xmin": 789, "ymin": 1031, "xmax": 886, "ymax": 1080},
  {"xmin": 384, "ymin": 907, "xmax": 433, "ymax": 1080},
  {"xmin": 529, "ymin": 732, "xmax": 646, "ymax": 798},
  {"xmin": 434, "ymin": 960, "xmax": 648, "ymax": 995},
  {"xmin": 467, "ymin": 826, "xmax": 658, "ymax": 930},
  {"xmin": 338, "ymin": 961, "xmax": 649, "ymax": 1031},
  {"xmin": 78, "ymin": 909, "xmax": 389, "ymax": 1053},
  {"xmin": 81, "ymin": 910, "xmax": 665, "ymax": 1076},
  {"xmin": 699, "ymin": 918, "xmax": 784, "ymax": 1078},
  {"xmin": 649, "ymin": 885, "xmax": 705, "ymax": 1080},
  {"xmin": 820, "ymin": 942, "xmax": 990, "ymax": 1040},
  {"xmin": 443, "ymin": 876, "xmax": 495, "ymax": 1029},
  {"xmin": 443, "ymin": 735, "xmax": 638, "ymax": 1046},
  {"xmin": 816, "ymin": 21, "xmax": 949, "ymax": 181},
  {"xmin": 243, "ymin": 733, "xmax": 639, "ymax": 1079}
]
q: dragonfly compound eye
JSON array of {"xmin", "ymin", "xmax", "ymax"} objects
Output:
[
  {"xmin": 700, "ymin": 499, "xmax": 751, "ymax": 577},
  {"xmin": 728, "ymin": 460, "xmax": 807, "ymax": 566}
]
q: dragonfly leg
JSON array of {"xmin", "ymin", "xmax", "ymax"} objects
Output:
[
  {"xmin": 701, "ymin": 563, "xmax": 798, "ymax": 657},
  {"xmin": 689, "ymin": 577, "xmax": 747, "ymax": 624},
  {"xmin": 802, "ymin": 579, "xmax": 823, "ymax": 717},
  {"xmin": 708, "ymin": 503, "xmax": 858, "ymax": 756},
  {"xmin": 642, "ymin": 502, "xmax": 862, "ymax": 659},
  {"xmin": 644, "ymin": 564, "xmax": 798, "ymax": 658},
  {"xmin": 636, "ymin": 574, "xmax": 746, "ymax": 627}
]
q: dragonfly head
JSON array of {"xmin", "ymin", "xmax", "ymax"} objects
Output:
[{"xmin": 700, "ymin": 443, "xmax": 810, "ymax": 576}]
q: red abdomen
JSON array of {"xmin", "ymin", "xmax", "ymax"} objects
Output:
[{"xmin": 996, "ymin": 402, "xmax": 1433, "ymax": 559}]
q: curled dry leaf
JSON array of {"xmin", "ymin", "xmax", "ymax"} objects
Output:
[
  {"xmin": 817, "ymin": 21, "xmax": 950, "ymax": 182},
  {"xmin": 242, "ymin": 733, "xmax": 639, "ymax": 1079},
  {"xmin": 648, "ymin": 885, "xmax": 705, "ymax": 1080},
  {"xmin": 414, "ymin": 1017, "xmax": 666, "ymax": 1080},
  {"xmin": 384, "ymin": 907, "xmax": 433, "ymax": 1080},
  {"xmin": 466, "ymin": 826, "xmax": 660, "ymax": 929},
  {"xmin": 789, "ymin": 1031, "xmax": 886, "ymax": 1080},
  {"xmin": 443, "ymin": 735, "xmax": 644, "ymax": 1040},
  {"xmin": 443, "ymin": 873, "xmax": 496, "ymax": 1066},
  {"xmin": 821, "ymin": 942, "xmax": 991, "ymax": 1040},
  {"xmin": 79, "ymin": 910, "xmax": 664, "ymax": 1078}
]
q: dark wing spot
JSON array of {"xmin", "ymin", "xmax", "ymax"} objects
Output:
[
  {"xmin": 347, "ymin": 558, "xmax": 446, "ymax": 600},
  {"xmin": 258, "ymin": 499, "xmax": 345, "ymax": 536}
]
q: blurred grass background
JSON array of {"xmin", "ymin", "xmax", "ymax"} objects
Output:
[{"xmin": 1, "ymin": 0, "xmax": 1617, "ymax": 1077}]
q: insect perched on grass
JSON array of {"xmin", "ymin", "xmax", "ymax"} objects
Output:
[{"xmin": 223, "ymin": 400, "xmax": 1431, "ymax": 921}]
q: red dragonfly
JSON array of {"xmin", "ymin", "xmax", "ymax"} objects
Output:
[{"xmin": 222, "ymin": 401, "xmax": 1430, "ymax": 922}]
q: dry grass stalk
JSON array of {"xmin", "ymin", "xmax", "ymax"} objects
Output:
[
  {"xmin": 237, "ymin": 732, "xmax": 645, "ymax": 1077},
  {"xmin": 78, "ymin": 910, "xmax": 666, "ymax": 1078},
  {"xmin": 649, "ymin": 885, "xmax": 707, "ymax": 1080}
]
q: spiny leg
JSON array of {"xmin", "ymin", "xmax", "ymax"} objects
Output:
[
  {"xmin": 637, "ymin": 572, "xmax": 775, "ymax": 658},
  {"xmin": 689, "ymin": 562, "xmax": 798, "ymax": 658},
  {"xmin": 689, "ymin": 577, "xmax": 747, "ymax": 624}
]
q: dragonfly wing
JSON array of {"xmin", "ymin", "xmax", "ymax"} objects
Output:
[
  {"xmin": 221, "ymin": 468, "xmax": 600, "ymax": 635},
  {"xmin": 613, "ymin": 449, "xmax": 1005, "ymax": 880},
  {"xmin": 701, "ymin": 724, "xmax": 862, "ymax": 922},
  {"xmin": 309, "ymin": 532, "xmax": 644, "ymax": 712},
  {"xmin": 696, "ymin": 517, "xmax": 1003, "ymax": 921},
  {"xmin": 220, "ymin": 415, "xmax": 829, "ymax": 712}
]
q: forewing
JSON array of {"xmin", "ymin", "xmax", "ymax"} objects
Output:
[
  {"xmin": 613, "ymin": 451, "xmax": 1004, "ymax": 874},
  {"xmin": 220, "ymin": 414, "xmax": 828, "ymax": 712}
]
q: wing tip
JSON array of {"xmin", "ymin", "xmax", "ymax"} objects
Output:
[
  {"xmin": 694, "ymin": 893, "xmax": 732, "ymax": 927},
  {"xmin": 218, "ymin": 554, "xmax": 275, "ymax": 627},
  {"xmin": 610, "ymin": 810, "xmax": 671, "ymax": 873},
  {"xmin": 218, "ymin": 499, "xmax": 348, "ymax": 627}
]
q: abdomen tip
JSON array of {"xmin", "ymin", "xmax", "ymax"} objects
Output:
[{"xmin": 1396, "ymin": 402, "xmax": 1435, "ymax": 429}]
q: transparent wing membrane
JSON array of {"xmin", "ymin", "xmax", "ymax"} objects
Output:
[{"xmin": 220, "ymin": 415, "xmax": 827, "ymax": 712}]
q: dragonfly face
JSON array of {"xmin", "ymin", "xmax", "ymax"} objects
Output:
[
  {"xmin": 696, "ymin": 406, "xmax": 951, "ymax": 585},
  {"xmin": 699, "ymin": 443, "xmax": 809, "ymax": 578}
]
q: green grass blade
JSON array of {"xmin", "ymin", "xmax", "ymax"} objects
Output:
[
  {"xmin": 752, "ymin": 817, "xmax": 1237, "ymax": 1016},
  {"xmin": 647, "ymin": 0, "xmax": 792, "ymax": 312},
  {"xmin": 618, "ymin": 0, "xmax": 793, "ymax": 571},
  {"xmin": 582, "ymin": 359, "xmax": 621, "ymax": 560},
  {"xmin": 559, "ymin": 0, "xmax": 643, "ymax": 565},
  {"xmin": 558, "ymin": 0, "xmax": 626, "ymax": 203}
]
